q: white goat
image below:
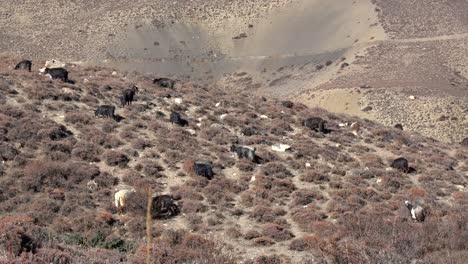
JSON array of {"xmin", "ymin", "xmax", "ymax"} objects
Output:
[{"xmin": 114, "ymin": 189, "xmax": 135, "ymax": 214}]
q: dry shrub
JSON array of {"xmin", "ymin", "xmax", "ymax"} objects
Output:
[
  {"xmin": 237, "ymin": 159, "xmax": 256, "ymax": 172},
  {"xmin": 289, "ymin": 235, "xmax": 322, "ymax": 252},
  {"xmin": 28, "ymin": 248, "xmax": 71, "ymax": 263},
  {"xmin": 291, "ymin": 189, "xmax": 325, "ymax": 207},
  {"xmin": 253, "ymin": 237, "xmax": 275, "ymax": 246},
  {"xmin": 269, "ymin": 119, "xmax": 293, "ymax": 136},
  {"xmin": 85, "ymin": 130, "xmax": 122, "ymax": 149},
  {"xmin": 408, "ymin": 187, "xmax": 427, "ymax": 199},
  {"xmin": 244, "ymin": 230, "xmax": 261, "ymax": 240},
  {"xmin": 22, "ymin": 160, "xmax": 100, "ymax": 191},
  {"xmin": 0, "ymin": 214, "xmax": 41, "ymax": 257},
  {"xmin": 223, "ymin": 114, "xmax": 248, "ymax": 127},
  {"xmin": 262, "ymin": 223, "xmax": 294, "ymax": 241},
  {"xmin": 300, "ymin": 171, "xmax": 330, "ymax": 183},
  {"xmin": 250, "ymin": 254, "xmax": 292, "ymax": 264},
  {"xmin": 173, "ymin": 185, "xmax": 204, "ymax": 201},
  {"xmin": 325, "ymin": 211, "xmax": 468, "ymax": 263},
  {"xmin": 251, "ymin": 176, "xmax": 296, "ymax": 204},
  {"xmin": 291, "ymin": 207, "xmax": 327, "ymax": 232},
  {"xmin": 250, "ymin": 206, "xmax": 287, "ymax": 223},
  {"xmin": 72, "ymin": 142, "xmax": 102, "ymax": 162},
  {"xmin": 261, "ymin": 162, "xmax": 292, "ymax": 178},
  {"xmin": 360, "ymin": 154, "xmax": 384, "ymax": 168},
  {"xmin": 201, "ymin": 126, "xmax": 236, "ymax": 146},
  {"xmin": 64, "ymin": 112, "xmax": 93, "ymax": 125},
  {"xmin": 142, "ymin": 162, "xmax": 165, "ymax": 178},
  {"xmin": 104, "ymin": 150, "xmax": 129, "ymax": 167},
  {"xmin": 0, "ymin": 142, "xmax": 19, "ymax": 161},
  {"xmin": 146, "ymin": 230, "xmax": 237, "ymax": 263}
]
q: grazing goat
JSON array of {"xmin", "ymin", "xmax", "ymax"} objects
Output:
[
  {"xmin": 304, "ymin": 117, "xmax": 327, "ymax": 133},
  {"xmin": 14, "ymin": 60, "xmax": 32, "ymax": 72},
  {"xmin": 115, "ymin": 189, "xmax": 135, "ymax": 214},
  {"xmin": 120, "ymin": 85, "xmax": 139, "ymax": 107},
  {"xmin": 95, "ymin": 105, "xmax": 116, "ymax": 119},
  {"xmin": 281, "ymin": 101, "xmax": 294, "ymax": 108},
  {"xmin": 391, "ymin": 157, "xmax": 410, "ymax": 173},
  {"xmin": 231, "ymin": 145, "xmax": 258, "ymax": 163},
  {"xmin": 153, "ymin": 77, "xmax": 175, "ymax": 88},
  {"xmin": 193, "ymin": 161, "xmax": 214, "ymax": 180},
  {"xmin": 44, "ymin": 67, "xmax": 73, "ymax": 83},
  {"xmin": 170, "ymin": 111, "xmax": 188, "ymax": 126},
  {"xmin": 152, "ymin": 195, "xmax": 179, "ymax": 219},
  {"xmin": 405, "ymin": 201, "xmax": 426, "ymax": 222}
]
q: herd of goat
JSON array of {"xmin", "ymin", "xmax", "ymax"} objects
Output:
[{"xmin": 13, "ymin": 59, "xmax": 427, "ymax": 222}]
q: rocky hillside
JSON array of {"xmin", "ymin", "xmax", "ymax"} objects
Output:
[{"xmin": 0, "ymin": 56, "xmax": 467, "ymax": 263}]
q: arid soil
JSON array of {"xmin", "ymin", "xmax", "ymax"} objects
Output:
[
  {"xmin": 0, "ymin": 56, "xmax": 467, "ymax": 263},
  {"xmin": 0, "ymin": 0, "xmax": 467, "ymax": 263},
  {"xmin": 3, "ymin": 0, "xmax": 465, "ymax": 143}
]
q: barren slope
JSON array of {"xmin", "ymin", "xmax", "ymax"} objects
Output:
[{"xmin": 0, "ymin": 56, "xmax": 467, "ymax": 263}]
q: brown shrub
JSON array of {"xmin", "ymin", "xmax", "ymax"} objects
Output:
[
  {"xmin": 269, "ymin": 119, "xmax": 293, "ymax": 136},
  {"xmin": 261, "ymin": 162, "xmax": 293, "ymax": 178},
  {"xmin": 173, "ymin": 185, "xmax": 204, "ymax": 201},
  {"xmin": 291, "ymin": 207, "xmax": 328, "ymax": 232},
  {"xmin": 300, "ymin": 171, "xmax": 330, "ymax": 183},
  {"xmin": 244, "ymin": 230, "xmax": 261, "ymax": 240},
  {"xmin": 0, "ymin": 142, "xmax": 19, "ymax": 161},
  {"xmin": 289, "ymin": 235, "xmax": 322, "ymax": 252},
  {"xmin": 262, "ymin": 223, "xmax": 294, "ymax": 241},
  {"xmin": 237, "ymin": 159, "xmax": 256, "ymax": 172},
  {"xmin": 142, "ymin": 161, "xmax": 165, "ymax": 178},
  {"xmin": 72, "ymin": 142, "xmax": 102, "ymax": 162},
  {"xmin": 250, "ymin": 254, "xmax": 292, "ymax": 264},
  {"xmin": 131, "ymin": 139, "xmax": 153, "ymax": 150},
  {"xmin": 250, "ymin": 206, "xmax": 287, "ymax": 223},
  {"xmin": 0, "ymin": 214, "xmax": 43, "ymax": 257},
  {"xmin": 64, "ymin": 112, "xmax": 93, "ymax": 125},
  {"xmin": 148, "ymin": 230, "xmax": 237, "ymax": 263},
  {"xmin": 253, "ymin": 236, "xmax": 275, "ymax": 246},
  {"xmin": 180, "ymin": 200, "xmax": 207, "ymax": 214},
  {"xmin": 291, "ymin": 189, "xmax": 325, "ymax": 207},
  {"xmin": 104, "ymin": 151, "xmax": 129, "ymax": 167},
  {"xmin": 408, "ymin": 187, "xmax": 427, "ymax": 199},
  {"xmin": 31, "ymin": 248, "xmax": 71, "ymax": 264},
  {"xmin": 22, "ymin": 160, "xmax": 100, "ymax": 191}
]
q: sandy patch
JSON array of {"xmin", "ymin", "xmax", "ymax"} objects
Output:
[{"xmin": 295, "ymin": 88, "xmax": 373, "ymax": 119}]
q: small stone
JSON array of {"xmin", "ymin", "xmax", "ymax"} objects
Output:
[
  {"xmin": 271, "ymin": 144, "xmax": 291, "ymax": 152},
  {"xmin": 186, "ymin": 129, "xmax": 196, "ymax": 136}
]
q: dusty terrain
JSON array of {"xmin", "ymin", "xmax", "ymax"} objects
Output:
[
  {"xmin": 0, "ymin": 56, "xmax": 467, "ymax": 263},
  {"xmin": 2, "ymin": 0, "xmax": 465, "ymax": 143},
  {"xmin": 0, "ymin": 0, "xmax": 467, "ymax": 263}
]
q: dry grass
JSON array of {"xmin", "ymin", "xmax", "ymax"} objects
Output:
[{"xmin": 0, "ymin": 56, "xmax": 466, "ymax": 263}]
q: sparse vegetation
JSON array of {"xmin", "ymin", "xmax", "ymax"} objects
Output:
[{"xmin": 0, "ymin": 56, "xmax": 466, "ymax": 263}]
